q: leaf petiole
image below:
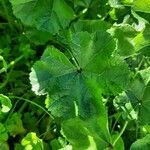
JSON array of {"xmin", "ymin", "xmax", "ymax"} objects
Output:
[{"xmin": 112, "ymin": 121, "xmax": 128, "ymax": 147}]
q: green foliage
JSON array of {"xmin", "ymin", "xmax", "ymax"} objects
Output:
[
  {"xmin": 0, "ymin": 0, "xmax": 150, "ymax": 149},
  {"xmin": 10, "ymin": 0, "xmax": 75, "ymax": 34},
  {"xmin": 61, "ymin": 117, "xmax": 110, "ymax": 150},
  {"xmin": 132, "ymin": 0, "xmax": 150, "ymax": 13},
  {"xmin": 5, "ymin": 113, "xmax": 25, "ymax": 137},
  {"xmin": 21, "ymin": 132, "xmax": 44, "ymax": 150},
  {"xmin": 130, "ymin": 134, "xmax": 150, "ymax": 150},
  {"xmin": 30, "ymin": 31, "xmax": 129, "ymax": 94},
  {"xmin": 0, "ymin": 94, "xmax": 12, "ymax": 116},
  {"xmin": 0, "ymin": 123, "xmax": 8, "ymax": 141}
]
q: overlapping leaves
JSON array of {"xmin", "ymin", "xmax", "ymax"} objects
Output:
[{"xmin": 114, "ymin": 68, "xmax": 150, "ymax": 125}]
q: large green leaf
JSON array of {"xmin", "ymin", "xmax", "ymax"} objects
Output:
[
  {"xmin": 10, "ymin": 0, "xmax": 75, "ymax": 34},
  {"xmin": 30, "ymin": 31, "xmax": 130, "ymax": 119},
  {"xmin": 130, "ymin": 134, "xmax": 150, "ymax": 150}
]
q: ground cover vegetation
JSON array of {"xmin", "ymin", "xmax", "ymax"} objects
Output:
[{"xmin": 0, "ymin": 0, "xmax": 150, "ymax": 149}]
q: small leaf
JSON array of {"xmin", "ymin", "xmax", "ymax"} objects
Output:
[
  {"xmin": 0, "ymin": 94, "xmax": 12, "ymax": 116},
  {"xmin": 21, "ymin": 132, "xmax": 44, "ymax": 150}
]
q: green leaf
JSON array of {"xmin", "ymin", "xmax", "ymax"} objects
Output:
[
  {"xmin": 10, "ymin": 0, "xmax": 75, "ymax": 34},
  {"xmin": 62, "ymin": 118, "xmax": 91, "ymax": 150},
  {"xmin": 138, "ymin": 67, "xmax": 150, "ymax": 85},
  {"xmin": 30, "ymin": 31, "xmax": 130, "ymax": 119},
  {"xmin": 108, "ymin": 25, "xmax": 137, "ymax": 56},
  {"xmin": 61, "ymin": 117, "xmax": 110, "ymax": 150},
  {"xmin": 132, "ymin": 0, "xmax": 150, "ymax": 13},
  {"xmin": 130, "ymin": 134, "xmax": 150, "ymax": 150},
  {"xmin": 30, "ymin": 46, "xmax": 76, "ymax": 96},
  {"xmin": 0, "ymin": 123, "xmax": 8, "ymax": 142},
  {"xmin": 21, "ymin": 132, "xmax": 44, "ymax": 150},
  {"xmin": 5, "ymin": 113, "xmax": 25, "ymax": 137},
  {"xmin": 50, "ymin": 139, "xmax": 62, "ymax": 150},
  {"xmin": 70, "ymin": 31, "xmax": 115, "ymax": 69},
  {"xmin": 133, "ymin": 25, "xmax": 150, "ymax": 52},
  {"xmin": 45, "ymin": 95, "xmax": 76, "ymax": 119},
  {"xmin": 31, "ymin": 31, "xmax": 129, "ymax": 94},
  {"xmin": 0, "ymin": 94, "xmax": 12, "ymax": 117}
]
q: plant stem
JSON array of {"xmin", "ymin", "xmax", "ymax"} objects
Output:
[
  {"xmin": 133, "ymin": 56, "xmax": 145, "ymax": 78},
  {"xmin": 18, "ymin": 101, "xmax": 28, "ymax": 113},
  {"xmin": 111, "ymin": 113, "xmax": 121, "ymax": 134},
  {"xmin": 9, "ymin": 96, "xmax": 54, "ymax": 119},
  {"xmin": 0, "ymin": 55, "xmax": 24, "ymax": 74},
  {"xmin": 112, "ymin": 121, "xmax": 128, "ymax": 147}
]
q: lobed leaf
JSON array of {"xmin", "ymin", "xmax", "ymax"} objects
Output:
[{"xmin": 10, "ymin": 0, "xmax": 75, "ymax": 34}]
